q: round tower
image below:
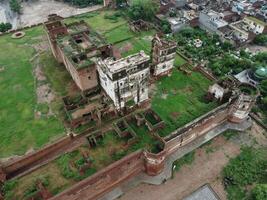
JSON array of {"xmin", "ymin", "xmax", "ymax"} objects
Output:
[
  {"xmin": 228, "ymin": 83, "xmax": 259, "ymax": 123},
  {"xmin": 143, "ymin": 151, "xmax": 166, "ymax": 176}
]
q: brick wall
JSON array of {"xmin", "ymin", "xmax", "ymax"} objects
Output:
[{"xmin": 50, "ymin": 150, "xmax": 144, "ymax": 200}]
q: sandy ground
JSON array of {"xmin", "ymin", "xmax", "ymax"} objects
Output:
[
  {"xmin": 119, "ymin": 123, "xmax": 267, "ymax": 200},
  {"xmin": 18, "ymin": 0, "xmax": 102, "ymax": 27}
]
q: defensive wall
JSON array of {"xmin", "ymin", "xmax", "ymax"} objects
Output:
[{"xmin": 46, "ymin": 98, "xmax": 253, "ymax": 200}]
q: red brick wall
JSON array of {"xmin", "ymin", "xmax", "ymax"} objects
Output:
[{"xmin": 50, "ymin": 151, "xmax": 144, "ymax": 200}]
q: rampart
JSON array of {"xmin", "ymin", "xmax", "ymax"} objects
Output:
[
  {"xmin": 50, "ymin": 151, "xmax": 144, "ymax": 200},
  {"xmin": 0, "ymin": 93, "xmax": 255, "ymax": 200},
  {"xmin": 1, "ymin": 135, "xmax": 72, "ymax": 179}
]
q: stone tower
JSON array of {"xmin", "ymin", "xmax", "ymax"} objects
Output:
[
  {"xmin": 151, "ymin": 33, "xmax": 177, "ymax": 77},
  {"xmin": 228, "ymin": 83, "xmax": 258, "ymax": 123}
]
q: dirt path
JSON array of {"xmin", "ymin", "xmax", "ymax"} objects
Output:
[{"xmin": 119, "ymin": 136, "xmax": 240, "ymax": 200}]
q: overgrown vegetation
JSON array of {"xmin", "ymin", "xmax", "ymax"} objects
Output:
[
  {"xmin": 223, "ymin": 147, "xmax": 267, "ymax": 200},
  {"xmin": 174, "ymin": 28, "xmax": 232, "ymax": 61},
  {"xmin": 152, "ymin": 70, "xmax": 217, "ymax": 137},
  {"xmin": 254, "ymin": 34, "xmax": 267, "ymax": 46},
  {"xmin": 9, "ymin": 0, "xmax": 21, "ymax": 13},
  {"xmin": 0, "ymin": 22, "xmax": 12, "ymax": 33},
  {"xmin": 128, "ymin": 0, "xmax": 159, "ymax": 21},
  {"xmin": 61, "ymin": 0, "xmax": 102, "ymax": 8}
]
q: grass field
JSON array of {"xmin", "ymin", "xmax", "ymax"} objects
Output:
[
  {"xmin": 2, "ymin": 131, "xmax": 133, "ymax": 199},
  {"xmin": 151, "ymin": 70, "xmax": 217, "ymax": 137},
  {"xmin": 0, "ymin": 27, "xmax": 65, "ymax": 157}
]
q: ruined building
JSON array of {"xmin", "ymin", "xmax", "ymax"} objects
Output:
[
  {"xmin": 44, "ymin": 15, "xmax": 112, "ymax": 91},
  {"xmin": 97, "ymin": 51, "xmax": 150, "ymax": 110},
  {"xmin": 228, "ymin": 83, "xmax": 258, "ymax": 123},
  {"xmin": 151, "ymin": 34, "xmax": 177, "ymax": 77}
]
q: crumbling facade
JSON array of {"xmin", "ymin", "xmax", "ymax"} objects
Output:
[
  {"xmin": 151, "ymin": 34, "xmax": 177, "ymax": 77},
  {"xmin": 97, "ymin": 51, "xmax": 150, "ymax": 110},
  {"xmin": 44, "ymin": 15, "xmax": 112, "ymax": 91}
]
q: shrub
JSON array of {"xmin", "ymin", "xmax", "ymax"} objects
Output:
[
  {"xmin": 0, "ymin": 23, "xmax": 12, "ymax": 33},
  {"xmin": 128, "ymin": 0, "xmax": 159, "ymax": 21},
  {"xmin": 252, "ymin": 184, "xmax": 267, "ymax": 200},
  {"xmin": 254, "ymin": 34, "xmax": 267, "ymax": 46},
  {"xmin": 9, "ymin": 0, "xmax": 21, "ymax": 13}
]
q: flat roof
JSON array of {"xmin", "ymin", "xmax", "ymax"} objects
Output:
[
  {"xmin": 99, "ymin": 51, "xmax": 150, "ymax": 74},
  {"xmin": 57, "ymin": 21, "xmax": 107, "ymax": 70},
  {"xmin": 245, "ymin": 16, "xmax": 267, "ymax": 26},
  {"xmin": 183, "ymin": 184, "xmax": 220, "ymax": 200}
]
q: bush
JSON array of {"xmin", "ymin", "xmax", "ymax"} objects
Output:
[
  {"xmin": 223, "ymin": 147, "xmax": 267, "ymax": 200},
  {"xmin": 9, "ymin": 0, "xmax": 21, "ymax": 13},
  {"xmin": 161, "ymin": 20, "xmax": 171, "ymax": 34},
  {"xmin": 254, "ymin": 34, "xmax": 267, "ymax": 46},
  {"xmin": 0, "ymin": 23, "xmax": 12, "ymax": 33},
  {"xmin": 252, "ymin": 184, "xmax": 267, "ymax": 200},
  {"xmin": 62, "ymin": 0, "xmax": 102, "ymax": 8},
  {"xmin": 128, "ymin": 0, "xmax": 159, "ymax": 21}
]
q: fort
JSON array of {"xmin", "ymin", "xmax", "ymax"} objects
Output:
[{"xmin": 0, "ymin": 10, "xmax": 262, "ymax": 200}]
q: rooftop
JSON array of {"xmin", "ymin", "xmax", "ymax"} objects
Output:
[
  {"xmin": 99, "ymin": 51, "xmax": 150, "ymax": 74},
  {"xmin": 183, "ymin": 184, "xmax": 220, "ymax": 200},
  {"xmin": 57, "ymin": 21, "xmax": 108, "ymax": 70},
  {"xmin": 245, "ymin": 16, "xmax": 267, "ymax": 26}
]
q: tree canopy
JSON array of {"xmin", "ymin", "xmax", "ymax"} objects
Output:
[
  {"xmin": 0, "ymin": 23, "xmax": 12, "ymax": 33},
  {"xmin": 9, "ymin": 0, "xmax": 21, "ymax": 13},
  {"xmin": 128, "ymin": 0, "xmax": 159, "ymax": 21}
]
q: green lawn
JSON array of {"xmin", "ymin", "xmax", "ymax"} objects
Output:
[
  {"xmin": 174, "ymin": 54, "xmax": 187, "ymax": 67},
  {"xmin": 114, "ymin": 30, "xmax": 156, "ymax": 57},
  {"xmin": 151, "ymin": 70, "xmax": 217, "ymax": 137},
  {"xmin": 0, "ymin": 27, "xmax": 65, "ymax": 157},
  {"xmin": 65, "ymin": 10, "xmax": 127, "ymax": 34}
]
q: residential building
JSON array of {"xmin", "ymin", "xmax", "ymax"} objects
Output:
[
  {"xmin": 243, "ymin": 16, "xmax": 267, "ymax": 34},
  {"xmin": 151, "ymin": 34, "xmax": 177, "ymax": 77},
  {"xmin": 97, "ymin": 51, "xmax": 150, "ymax": 110},
  {"xmin": 199, "ymin": 10, "xmax": 228, "ymax": 34},
  {"xmin": 44, "ymin": 15, "xmax": 112, "ymax": 91},
  {"xmin": 229, "ymin": 20, "xmax": 255, "ymax": 43}
]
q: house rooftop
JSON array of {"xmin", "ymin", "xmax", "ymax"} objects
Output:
[{"xmin": 245, "ymin": 16, "xmax": 267, "ymax": 26}]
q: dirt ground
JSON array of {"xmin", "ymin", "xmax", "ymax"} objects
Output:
[
  {"xmin": 119, "ymin": 123, "xmax": 267, "ymax": 200},
  {"xmin": 247, "ymin": 44, "xmax": 267, "ymax": 54},
  {"xmin": 19, "ymin": 0, "xmax": 102, "ymax": 27}
]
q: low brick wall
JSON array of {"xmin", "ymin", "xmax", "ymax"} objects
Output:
[
  {"xmin": 50, "ymin": 150, "xmax": 144, "ymax": 200},
  {"xmin": 2, "ymin": 136, "xmax": 72, "ymax": 179}
]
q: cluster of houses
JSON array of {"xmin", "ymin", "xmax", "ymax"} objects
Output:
[{"xmin": 157, "ymin": 0, "xmax": 267, "ymax": 45}]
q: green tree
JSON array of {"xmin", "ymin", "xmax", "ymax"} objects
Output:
[
  {"xmin": 260, "ymin": 80, "xmax": 267, "ymax": 96},
  {"xmin": 9, "ymin": 0, "xmax": 21, "ymax": 13},
  {"xmin": 161, "ymin": 20, "xmax": 171, "ymax": 34},
  {"xmin": 221, "ymin": 41, "xmax": 233, "ymax": 51},
  {"xmin": 0, "ymin": 22, "xmax": 12, "ymax": 33},
  {"xmin": 251, "ymin": 184, "xmax": 267, "ymax": 200},
  {"xmin": 254, "ymin": 34, "xmax": 267, "ymax": 46},
  {"xmin": 128, "ymin": 0, "xmax": 159, "ymax": 21}
]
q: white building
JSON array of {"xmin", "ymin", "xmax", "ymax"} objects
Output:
[
  {"xmin": 199, "ymin": 10, "xmax": 228, "ymax": 34},
  {"xmin": 243, "ymin": 16, "xmax": 267, "ymax": 34},
  {"xmin": 97, "ymin": 51, "xmax": 150, "ymax": 110}
]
